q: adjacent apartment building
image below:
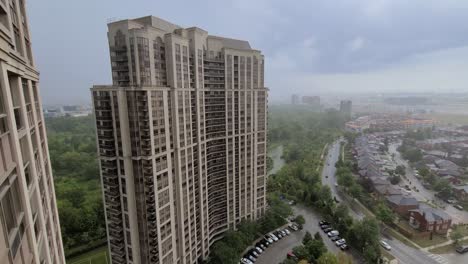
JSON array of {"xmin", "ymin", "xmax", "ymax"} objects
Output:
[
  {"xmin": 0, "ymin": 0, "xmax": 65, "ymax": 263},
  {"xmin": 92, "ymin": 16, "xmax": 268, "ymax": 264}
]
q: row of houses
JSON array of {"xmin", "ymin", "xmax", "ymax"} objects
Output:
[
  {"xmin": 355, "ymin": 135, "xmax": 452, "ymax": 234},
  {"xmin": 345, "ymin": 114, "xmax": 434, "ymax": 133}
]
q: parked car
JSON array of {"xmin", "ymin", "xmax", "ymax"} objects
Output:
[
  {"xmin": 380, "ymin": 240, "xmax": 392, "ymax": 250},
  {"xmin": 267, "ymin": 234, "xmax": 278, "ymax": 242},
  {"xmin": 340, "ymin": 244, "xmax": 349, "ymax": 251},
  {"xmin": 288, "ymin": 224, "xmax": 298, "ymax": 231},
  {"xmin": 287, "ymin": 252, "xmax": 298, "ymax": 260},
  {"xmin": 250, "ymin": 249, "xmax": 259, "ymax": 257},
  {"xmin": 319, "ymin": 220, "xmax": 330, "ymax": 226},
  {"xmin": 454, "ymin": 205, "xmax": 464, "ymax": 210},
  {"xmin": 446, "ymin": 199, "xmax": 456, "ymax": 204},
  {"xmin": 284, "ymin": 229, "xmax": 291, "ymax": 235},
  {"xmin": 323, "ymin": 227, "xmax": 333, "ymax": 233},
  {"xmin": 257, "ymin": 242, "xmax": 267, "ymax": 249},
  {"xmin": 320, "ymin": 224, "xmax": 330, "ymax": 230},
  {"xmin": 244, "ymin": 254, "xmax": 256, "ymax": 262},
  {"xmin": 264, "ymin": 236, "xmax": 274, "ymax": 243},
  {"xmin": 275, "ymin": 231, "xmax": 283, "ymax": 238},
  {"xmin": 456, "ymin": 245, "xmax": 468, "ymax": 254},
  {"xmin": 327, "ymin": 230, "xmax": 340, "ymax": 237},
  {"xmin": 335, "ymin": 239, "xmax": 346, "ymax": 246},
  {"xmin": 254, "ymin": 247, "xmax": 263, "ymax": 254},
  {"xmin": 241, "ymin": 258, "xmax": 254, "ymax": 264},
  {"xmin": 330, "ymin": 236, "xmax": 341, "ymax": 241}
]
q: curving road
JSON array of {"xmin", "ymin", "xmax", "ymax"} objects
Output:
[{"xmin": 322, "ymin": 139, "xmax": 442, "ymax": 264}]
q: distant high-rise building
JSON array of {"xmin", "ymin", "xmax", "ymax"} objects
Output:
[
  {"xmin": 302, "ymin": 96, "xmax": 320, "ymax": 106},
  {"xmin": 92, "ymin": 16, "xmax": 268, "ymax": 264},
  {"xmin": 340, "ymin": 100, "xmax": 352, "ymax": 115},
  {"xmin": 291, "ymin": 94, "xmax": 300, "ymax": 104},
  {"xmin": 0, "ymin": 1, "xmax": 65, "ymax": 263}
]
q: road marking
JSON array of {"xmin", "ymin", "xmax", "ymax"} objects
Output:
[{"xmin": 428, "ymin": 253, "xmax": 449, "ymax": 264}]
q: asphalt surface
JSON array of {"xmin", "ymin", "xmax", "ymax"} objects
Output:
[
  {"xmin": 322, "ymin": 139, "xmax": 364, "ymax": 220},
  {"xmin": 323, "ymin": 139, "xmax": 441, "ymax": 264},
  {"xmin": 256, "ymin": 205, "xmax": 357, "ymax": 264},
  {"xmin": 262, "ymin": 142, "xmax": 460, "ymax": 264},
  {"xmin": 388, "ymin": 142, "xmax": 468, "ymax": 224}
]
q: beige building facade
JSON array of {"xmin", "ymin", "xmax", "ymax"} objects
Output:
[
  {"xmin": 92, "ymin": 16, "xmax": 268, "ymax": 264},
  {"xmin": 0, "ymin": 0, "xmax": 65, "ymax": 263}
]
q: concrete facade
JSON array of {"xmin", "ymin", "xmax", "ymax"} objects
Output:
[
  {"xmin": 0, "ymin": 0, "xmax": 65, "ymax": 263},
  {"xmin": 92, "ymin": 16, "xmax": 268, "ymax": 264}
]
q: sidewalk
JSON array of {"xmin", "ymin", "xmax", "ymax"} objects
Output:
[{"xmin": 423, "ymin": 235, "xmax": 468, "ymax": 251}]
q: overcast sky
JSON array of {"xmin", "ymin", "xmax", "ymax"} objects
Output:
[{"xmin": 29, "ymin": 0, "xmax": 468, "ymax": 105}]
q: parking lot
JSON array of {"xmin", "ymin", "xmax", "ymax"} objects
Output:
[{"xmin": 251, "ymin": 205, "xmax": 357, "ymax": 264}]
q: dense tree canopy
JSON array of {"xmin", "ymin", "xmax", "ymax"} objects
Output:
[{"xmin": 46, "ymin": 116, "xmax": 105, "ymax": 254}]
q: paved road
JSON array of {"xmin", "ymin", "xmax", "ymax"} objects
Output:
[
  {"xmin": 322, "ymin": 139, "xmax": 364, "ymax": 220},
  {"xmin": 389, "ymin": 142, "xmax": 468, "ymax": 224},
  {"xmin": 323, "ymin": 139, "xmax": 440, "ymax": 264}
]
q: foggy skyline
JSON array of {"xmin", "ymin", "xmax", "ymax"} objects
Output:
[{"xmin": 29, "ymin": 0, "xmax": 468, "ymax": 105}]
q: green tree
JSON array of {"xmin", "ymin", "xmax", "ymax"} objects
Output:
[
  {"xmin": 434, "ymin": 179, "xmax": 453, "ymax": 199},
  {"xmin": 395, "ymin": 165, "xmax": 406, "ymax": 176},
  {"xmin": 303, "ymin": 231, "xmax": 313, "ymax": 245},
  {"xmin": 295, "ymin": 215, "xmax": 305, "ymax": 228},
  {"xmin": 451, "ymin": 228, "xmax": 463, "ymax": 245},
  {"xmin": 376, "ymin": 203, "xmax": 395, "ymax": 224},
  {"xmin": 349, "ymin": 183, "xmax": 363, "ymax": 199},
  {"xmin": 305, "ymin": 238, "xmax": 326, "ymax": 261},
  {"xmin": 314, "ymin": 231, "xmax": 322, "ymax": 241},
  {"xmin": 317, "ymin": 252, "xmax": 338, "ymax": 264},
  {"xmin": 292, "ymin": 245, "xmax": 311, "ymax": 261},
  {"xmin": 390, "ymin": 175, "xmax": 401, "ymax": 185}
]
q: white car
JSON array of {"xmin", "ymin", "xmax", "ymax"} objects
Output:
[
  {"xmin": 269, "ymin": 233, "xmax": 279, "ymax": 241},
  {"xmin": 380, "ymin": 240, "xmax": 391, "ymax": 250},
  {"xmin": 255, "ymin": 247, "xmax": 263, "ymax": 254},
  {"xmin": 327, "ymin": 230, "xmax": 339, "ymax": 237},
  {"xmin": 264, "ymin": 236, "xmax": 274, "ymax": 243},
  {"xmin": 284, "ymin": 229, "xmax": 291, "ymax": 235},
  {"xmin": 335, "ymin": 239, "xmax": 346, "ymax": 246}
]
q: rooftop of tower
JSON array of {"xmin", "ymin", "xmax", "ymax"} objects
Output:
[{"xmin": 109, "ymin": 15, "xmax": 252, "ymax": 50}]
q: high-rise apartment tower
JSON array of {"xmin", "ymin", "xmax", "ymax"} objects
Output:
[
  {"xmin": 340, "ymin": 100, "xmax": 352, "ymax": 116},
  {"xmin": 0, "ymin": 0, "xmax": 65, "ymax": 263},
  {"xmin": 92, "ymin": 16, "xmax": 268, "ymax": 264}
]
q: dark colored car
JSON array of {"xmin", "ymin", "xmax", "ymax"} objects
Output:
[
  {"xmin": 330, "ymin": 236, "xmax": 341, "ymax": 241},
  {"xmin": 320, "ymin": 224, "xmax": 330, "ymax": 230},
  {"xmin": 340, "ymin": 244, "xmax": 349, "ymax": 251},
  {"xmin": 319, "ymin": 220, "xmax": 330, "ymax": 226},
  {"xmin": 456, "ymin": 246, "xmax": 468, "ymax": 254},
  {"xmin": 323, "ymin": 227, "xmax": 333, "ymax": 233}
]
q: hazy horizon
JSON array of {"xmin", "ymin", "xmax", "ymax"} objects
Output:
[{"xmin": 30, "ymin": 0, "xmax": 468, "ymax": 105}]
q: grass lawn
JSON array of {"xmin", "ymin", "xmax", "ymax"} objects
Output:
[
  {"xmin": 67, "ymin": 246, "xmax": 109, "ymax": 264},
  {"xmin": 412, "ymin": 234, "xmax": 448, "ymax": 248},
  {"xmin": 381, "ymin": 249, "xmax": 396, "ymax": 261},
  {"xmin": 395, "ymin": 220, "xmax": 449, "ymax": 248},
  {"xmin": 429, "ymin": 238, "xmax": 468, "ymax": 254},
  {"xmin": 453, "ymin": 225, "xmax": 468, "ymax": 237}
]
